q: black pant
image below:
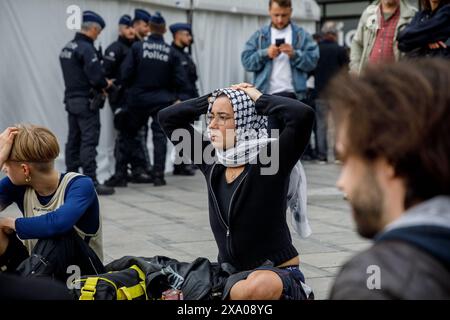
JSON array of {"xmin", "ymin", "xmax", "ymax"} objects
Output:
[
  {"xmin": 111, "ymin": 102, "xmax": 148, "ymax": 178},
  {"xmin": 113, "ymin": 131, "xmax": 149, "ymax": 177},
  {"xmin": 138, "ymin": 125, "xmax": 152, "ymax": 172},
  {"xmin": 313, "ymin": 99, "xmax": 328, "ymax": 161},
  {"xmin": 129, "ymin": 105, "xmax": 170, "ymax": 175},
  {"xmin": 65, "ymin": 97, "xmax": 100, "ymax": 180},
  {"xmin": 1, "ymin": 231, "xmax": 104, "ymax": 283}
]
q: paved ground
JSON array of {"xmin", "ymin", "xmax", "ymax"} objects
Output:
[
  {"xmin": 99, "ymin": 162, "xmax": 370, "ymax": 300},
  {"xmin": 2, "ymin": 162, "xmax": 370, "ymax": 299}
]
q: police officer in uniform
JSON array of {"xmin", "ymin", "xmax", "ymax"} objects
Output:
[
  {"xmin": 59, "ymin": 11, "xmax": 114, "ymax": 195},
  {"xmin": 131, "ymin": 8, "xmax": 153, "ymax": 178},
  {"xmin": 169, "ymin": 23, "xmax": 200, "ymax": 176},
  {"xmin": 103, "ymin": 14, "xmax": 153, "ymax": 187},
  {"xmin": 132, "ymin": 8, "xmax": 151, "ymax": 40},
  {"xmin": 121, "ymin": 12, "xmax": 188, "ymax": 186}
]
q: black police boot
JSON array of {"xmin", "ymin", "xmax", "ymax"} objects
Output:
[
  {"xmin": 94, "ymin": 181, "xmax": 115, "ymax": 196},
  {"xmin": 173, "ymin": 164, "xmax": 182, "ymax": 175},
  {"xmin": 153, "ymin": 172, "xmax": 166, "ymax": 187},
  {"xmin": 130, "ymin": 172, "xmax": 153, "ymax": 183},
  {"xmin": 173, "ymin": 164, "xmax": 196, "ymax": 176},
  {"xmin": 126, "ymin": 171, "xmax": 133, "ymax": 182},
  {"xmin": 104, "ymin": 174, "xmax": 128, "ymax": 187}
]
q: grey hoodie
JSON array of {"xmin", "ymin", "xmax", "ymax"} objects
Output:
[{"xmin": 330, "ymin": 196, "xmax": 450, "ymax": 300}]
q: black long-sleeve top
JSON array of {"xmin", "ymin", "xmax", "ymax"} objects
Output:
[{"xmin": 158, "ymin": 94, "xmax": 314, "ymax": 271}]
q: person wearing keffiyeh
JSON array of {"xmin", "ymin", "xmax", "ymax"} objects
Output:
[
  {"xmin": 207, "ymin": 87, "xmax": 312, "ymax": 238},
  {"xmin": 159, "ymin": 83, "xmax": 314, "ymax": 300}
]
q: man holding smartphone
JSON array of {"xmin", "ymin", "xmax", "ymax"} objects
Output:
[
  {"xmin": 241, "ymin": 0, "xmax": 319, "ymax": 133},
  {"xmin": 242, "ymin": 0, "xmax": 318, "ymax": 100}
]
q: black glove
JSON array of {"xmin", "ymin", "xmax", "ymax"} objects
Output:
[
  {"xmin": 106, "ymin": 83, "xmax": 121, "ymax": 105},
  {"xmin": 89, "ymin": 92, "xmax": 106, "ymax": 111}
]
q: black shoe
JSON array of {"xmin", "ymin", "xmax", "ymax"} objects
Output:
[
  {"xmin": 95, "ymin": 183, "xmax": 115, "ymax": 195},
  {"xmin": 104, "ymin": 175, "xmax": 127, "ymax": 187},
  {"xmin": 173, "ymin": 165, "xmax": 196, "ymax": 176},
  {"xmin": 153, "ymin": 173, "xmax": 166, "ymax": 187},
  {"xmin": 130, "ymin": 172, "xmax": 154, "ymax": 183},
  {"xmin": 301, "ymin": 154, "xmax": 316, "ymax": 161}
]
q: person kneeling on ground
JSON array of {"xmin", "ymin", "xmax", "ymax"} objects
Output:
[
  {"xmin": 0, "ymin": 125, "xmax": 104, "ymax": 282},
  {"xmin": 159, "ymin": 84, "xmax": 315, "ymax": 300}
]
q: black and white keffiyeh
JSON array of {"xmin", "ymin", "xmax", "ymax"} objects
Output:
[
  {"xmin": 206, "ymin": 87, "xmax": 312, "ymax": 238},
  {"xmin": 207, "ymin": 88, "xmax": 275, "ymax": 167}
]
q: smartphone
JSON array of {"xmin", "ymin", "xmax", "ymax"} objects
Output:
[{"xmin": 275, "ymin": 38, "xmax": 285, "ymax": 47}]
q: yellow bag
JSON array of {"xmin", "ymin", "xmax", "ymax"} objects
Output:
[{"xmin": 72, "ymin": 265, "xmax": 148, "ymax": 300}]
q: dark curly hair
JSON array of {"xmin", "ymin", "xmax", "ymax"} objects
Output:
[{"xmin": 326, "ymin": 59, "xmax": 450, "ymax": 209}]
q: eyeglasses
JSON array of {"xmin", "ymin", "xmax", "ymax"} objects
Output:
[{"xmin": 206, "ymin": 113, "xmax": 234, "ymax": 126}]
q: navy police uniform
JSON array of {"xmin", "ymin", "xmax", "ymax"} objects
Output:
[
  {"xmin": 169, "ymin": 23, "xmax": 199, "ymax": 100},
  {"xmin": 59, "ymin": 14, "xmax": 107, "ymax": 184},
  {"xmin": 132, "ymin": 8, "xmax": 153, "ymax": 177},
  {"xmin": 169, "ymin": 23, "xmax": 200, "ymax": 175},
  {"xmin": 103, "ymin": 15, "xmax": 149, "ymax": 185},
  {"xmin": 121, "ymin": 18, "xmax": 188, "ymax": 183}
]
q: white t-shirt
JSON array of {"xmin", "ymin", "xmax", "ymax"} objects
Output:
[{"xmin": 269, "ymin": 24, "xmax": 295, "ymax": 95}]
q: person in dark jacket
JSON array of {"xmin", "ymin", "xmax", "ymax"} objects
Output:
[
  {"xmin": 131, "ymin": 8, "xmax": 154, "ymax": 178},
  {"xmin": 326, "ymin": 59, "xmax": 450, "ymax": 299},
  {"xmin": 121, "ymin": 12, "xmax": 188, "ymax": 186},
  {"xmin": 103, "ymin": 14, "xmax": 153, "ymax": 187},
  {"xmin": 314, "ymin": 21, "xmax": 349, "ymax": 163},
  {"xmin": 59, "ymin": 11, "xmax": 114, "ymax": 195},
  {"xmin": 397, "ymin": 0, "xmax": 450, "ymax": 58},
  {"xmin": 169, "ymin": 22, "xmax": 199, "ymax": 176},
  {"xmin": 158, "ymin": 84, "xmax": 315, "ymax": 300}
]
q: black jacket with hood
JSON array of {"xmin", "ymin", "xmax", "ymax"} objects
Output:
[
  {"xmin": 158, "ymin": 94, "xmax": 314, "ymax": 271},
  {"xmin": 330, "ymin": 196, "xmax": 450, "ymax": 299}
]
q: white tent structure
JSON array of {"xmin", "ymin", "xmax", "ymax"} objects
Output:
[{"xmin": 0, "ymin": 0, "xmax": 320, "ymax": 181}]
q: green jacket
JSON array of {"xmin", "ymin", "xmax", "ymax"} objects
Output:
[{"xmin": 350, "ymin": 0, "xmax": 417, "ymax": 74}]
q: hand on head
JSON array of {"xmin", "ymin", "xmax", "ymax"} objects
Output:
[
  {"xmin": 230, "ymin": 83, "xmax": 263, "ymax": 102},
  {"xmin": 0, "ymin": 127, "xmax": 18, "ymax": 166}
]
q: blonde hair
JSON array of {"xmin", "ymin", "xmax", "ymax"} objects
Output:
[{"xmin": 9, "ymin": 124, "xmax": 60, "ymax": 172}]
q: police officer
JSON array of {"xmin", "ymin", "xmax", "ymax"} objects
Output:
[
  {"xmin": 132, "ymin": 8, "xmax": 151, "ymax": 40},
  {"xmin": 121, "ymin": 12, "xmax": 188, "ymax": 186},
  {"xmin": 169, "ymin": 22, "xmax": 200, "ymax": 176},
  {"xmin": 103, "ymin": 14, "xmax": 153, "ymax": 187},
  {"xmin": 131, "ymin": 8, "xmax": 153, "ymax": 178},
  {"xmin": 59, "ymin": 11, "xmax": 114, "ymax": 195}
]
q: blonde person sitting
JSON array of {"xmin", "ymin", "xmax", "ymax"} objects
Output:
[{"xmin": 0, "ymin": 125, "xmax": 104, "ymax": 281}]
